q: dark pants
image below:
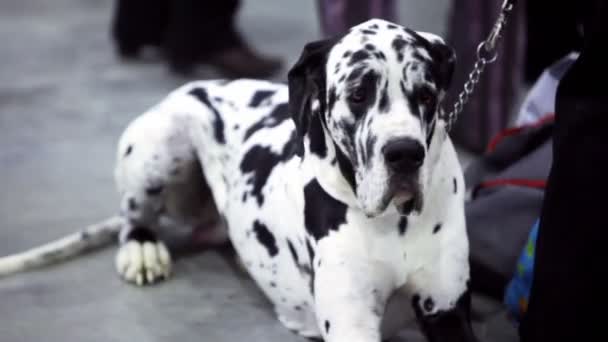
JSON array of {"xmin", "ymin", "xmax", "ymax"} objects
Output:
[
  {"xmin": 112, "ymin": 0, "xmax": 241, "ymax": 65},
  {"xmin": 524, "ymin": 0, "xmax": 584, "ymax": 83},
  {"xmin": 519, "ymin": 1, "xmax": 608, "ymax": 341}
]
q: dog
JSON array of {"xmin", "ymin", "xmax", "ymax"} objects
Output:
[{"xmin": 0, "ymin": 19, "xmax": 478, "ymax": 342}]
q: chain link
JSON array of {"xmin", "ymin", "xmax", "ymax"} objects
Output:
[{"xmin": 443, "ymin": 0, "xmax": 516, "ymax": 132}]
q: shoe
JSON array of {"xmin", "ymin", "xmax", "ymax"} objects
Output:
[{"xmin": 206, "ymin": 45, "xmax": 283, "ymax": 79}]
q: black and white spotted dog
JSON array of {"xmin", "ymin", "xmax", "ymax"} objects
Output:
[{"xmin": 0, "ymin": 19, "xmax": 478, "ymax": 342}]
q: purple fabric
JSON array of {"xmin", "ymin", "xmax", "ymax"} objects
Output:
[
  {"xmin": 445, "ymin": 0, "xmax": 527, "ymax": 153},
  {"xmin": 316, "ymin": 0, "xmax": 396, "ymax": 37}
]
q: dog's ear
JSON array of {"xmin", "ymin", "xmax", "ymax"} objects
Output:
[
  {"xmin": 287, "ymin": 37, "xmax": 339, "ymax": 137},
  {"xmin": 412, "ymin": 31, "xmax": 456, "ymax": 92}
]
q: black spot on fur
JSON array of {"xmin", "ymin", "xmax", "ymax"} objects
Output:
[
  {"xmin": 334, "ymin": 62, "xmax": 341, "ymax": 74},
  {"xmin": 239, "ymin": 134, "xmax": 297, "ymax": 206},
  {"xmin": 303, "ymin": 179, "xmax": 348, "ymax": 241},
  {"xmin": 400, "ymin": 81, "xmax": 408, "ymax": 98},
  {"xmin": 343, "ymin": 50, "xmax": 352, "ymax": 58},
  {"xmin": 248, "ymin": 90, "xmax": 276, "ymax": 107},
  {"xmin": 327, "ymin": 87, "xmax": 337, "ymax": 115},
  {"xmin": 294, "ymin": 305, "xmax": 302, "ymax": 311},
  {"xmin": 453, "ymin": 177, "xmax": 458, "ymax": 194},
  {"xmin": 392, "ymin": 37, "xmax": 407, "ymax": 62},
  {"xmin": 126, "ymin": 227, "xmax": 157, "ymax": 243},
  {"xmin": 306, "ymin": 239, "xmax": 315, "ymax": 264},
  {"xmin": 373, "ymin": 51, "xmax": 387, "ymax": 60},
  {"xmin": 338, "ymin": 74, "xmax": 346, "ymax": 83},
  {"xmin": 128, "ymin": 198, "xmax": 138, "ymax": 211},
  {"xmin": 433, "ymin": 223, "xmax": 442, "ymax": 234},
  {"xmin": 347, "ymin": 66, "xmax": 366, "ymax": 82},
  {"xmin": 287, "ymin": 239, "xmax": 299, "ymax": 265},
  {"xmin": 398, "ymin": 217, "xmax": 408, "ymax": 235},
  {"xmin": 146, "ymin": 185, "xmax": 163, "ymax": 196},
  {"xmin": 253, "ymin": 220, "xmax": 278, "ymax": 257},
  {"xmin": 426, "ymin": 118, "xmax": 436, "ymax": 147},
  {"xmin": 325, "ymin": 320, "xmax": 331, "ymax": 333},
  {"xmin": 364, "ymin": 43, "xmax": 376, "ymax": 51},
  {"xmin": 335, "ymin": 142, "xmax": 357, "ymax": 192},
  {"xmin": 424, "ymin": 297, "xmax": 435, "ymax": 312},
  {"xmin": 189, "ymin": 88, "xmax": 225, "ymax": 144},
  {"xmin": 387, "ymin": 23, "xmax": 398, "ymax": 29},
  {"xmin": 124, "ymin": 145, "xmax": 133, "ymax": 157},
  {"xmin": 270, "ymin": 281, "xmax": 277, "ymax": 288},
  {"xmin": 308, "ymin": 111, "xmax": 328, "ymax": 158},
  {"xmin": 234, "ymin": 124, "xmax": 240, "ymax": 130},
  {"xmin": 399, "ymin": 197, "xmax": 423, "ymax": 216},
  {"xmin": 243, "ymin": 103, "xmax": 290, "ymax": 142},
  {"xmin": 348, "ymin": 50, "xmax": 370, "ymax": 66},
  {"xmin": 369, "ymin": 23, "xmax": 379, "ymax": 29},
  {"xmin": 413, "ymin": 87, "xmax": 437, "ymax": 125},
  {"xmin": 361, "ymin": 29, "xmax": 377, "ymax": 35},
  {"xmin": 347, "ymin": 69, "xmax": 379, "ymax": 119},
  {"xmin": 364, "ymin": 135, "xmax": 377, "ymax": 166},
  {"xmin": 411, "ymin": 50, "xmax": 427, "ymax": 62},
  {"xmin": 403, "ymin": 88, "xmax": 421, "ymax": 120},
  {"xmin": 305, "ymin": 239, "xmax": 316, "ymax": 295},
  {"xmin": 378, "ymin": 81, "xmax": 390, "ymax": 113}
]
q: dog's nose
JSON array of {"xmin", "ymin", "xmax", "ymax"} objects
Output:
[{"xmin": 382, "ymin": 138, "xmax": 425, "ymax": 173}]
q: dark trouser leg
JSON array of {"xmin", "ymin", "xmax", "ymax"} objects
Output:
[
  {"xmin": 164, "ymin": 0, "xmax": 241, "ymax": 72},
  {"xmin": 111, "ymin": 0, "xmax": 169, "ymax": 57},
  {"xmin": 519, "ymin": 1, "xmax": 608, "ymax": 341},
  {"xmin": 524, "ymin": 0, "xmax": 583, "ymax": 83}
]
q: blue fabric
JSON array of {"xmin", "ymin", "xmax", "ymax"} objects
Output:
[{"xmin": 504, "ymin": 219, "xmax": 539, "ymax": 323}]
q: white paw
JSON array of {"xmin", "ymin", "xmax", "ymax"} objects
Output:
[{"xmin": 115, "ymin": 240, "xmax": 171, "ymax": 286}]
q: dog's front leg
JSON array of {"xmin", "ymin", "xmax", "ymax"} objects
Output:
[
  {"xmin": 313, "ymin": 251, "xmax": 395, "ymax": 342},
  {"xmin": 115, "ymin": 222, "xmax": 171, "ymax": 286},
  {"xmin": 411, "ymin": 288, "xmax": 478, "ymax": 342},
  {"xmin": 407, "ymin": 218, "xmax": 479, "ymax": 342}
]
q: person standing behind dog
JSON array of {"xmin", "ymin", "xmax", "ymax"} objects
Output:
[
  {"xmin": 316, "ymin": 0, "xmax": 396, "ymax": 36},
  {"xmin": 111, "ymin": 0, "xmax": 283, "ymax": 78}
]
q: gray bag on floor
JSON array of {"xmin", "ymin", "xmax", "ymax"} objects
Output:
[{"xmin": 464, "ymin": 116, "xmax": 554, "ymax": 299}]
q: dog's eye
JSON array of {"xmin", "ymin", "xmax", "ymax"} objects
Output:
[
  {"xmin": 348, "ymin": 88, "xmax": 367, "ymax": 104},
  {"xmin": 146, "ymin": 185, "xmax": 164, "ymax": 196},
  {"xmin": 419, "ymin": 89, "xmax": 435, "ymax": 107}
]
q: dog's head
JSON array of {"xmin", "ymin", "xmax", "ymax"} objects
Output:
[{"xmin": 288, "ymin": 19, "xmax": 455, "ymax": 217}]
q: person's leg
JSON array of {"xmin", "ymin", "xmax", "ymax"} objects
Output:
[
  {"xmin": 316, "ymin": 0, "xmax": 397, "ymax": 37},
  {"xmin": 163, "ymin": 0, "xmax": 239, "ymax": 73},
  {"xmin": 111, "ymin": 0, "xmax": 169, "ymax": 58},
  {"xmin": 164, "ymin": 0, "xmax": 282, "ymax": 77},
  {"xmin": 519, "ymin": 1, "xmax": 608, "ymax": 341},
  {"xmin": 524, "ymin": 0, "xmax": 583, "ymax": 83}
]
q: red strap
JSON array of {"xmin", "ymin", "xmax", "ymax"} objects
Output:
[
  {"xmin": 486, "ymin": 113, "xmax": 555, "ymax": 153},
  {"xmin": 472, "ymin": 178, "xmax": 547, "ymax": 198}
]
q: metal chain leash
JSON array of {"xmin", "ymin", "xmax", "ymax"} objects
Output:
[{"xmin": 443, "ymin": 0, "xmax": 517, "ymax": 132}]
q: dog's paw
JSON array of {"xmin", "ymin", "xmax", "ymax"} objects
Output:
[{"xmin": 115, "ymin": 240, "xmax": 171, "ymax": 286}]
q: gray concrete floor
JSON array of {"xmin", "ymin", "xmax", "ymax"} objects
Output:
[{"xmin": 0, "ymin": 0, "xmax": 514, "ymax": 341}]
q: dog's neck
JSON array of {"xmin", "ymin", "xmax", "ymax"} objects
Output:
[{"xmin": 301, "ymin": 128, "xmax": 360, "ymax": 208}]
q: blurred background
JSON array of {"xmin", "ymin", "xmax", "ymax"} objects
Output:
[{"xmin": 0, "ymin": 0, "xmax": 579, "ymax": 341}]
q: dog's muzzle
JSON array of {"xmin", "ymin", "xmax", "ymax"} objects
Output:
[{"xmin": 382, "ymin": 138, "xmax": 425, "ymax": 215}]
